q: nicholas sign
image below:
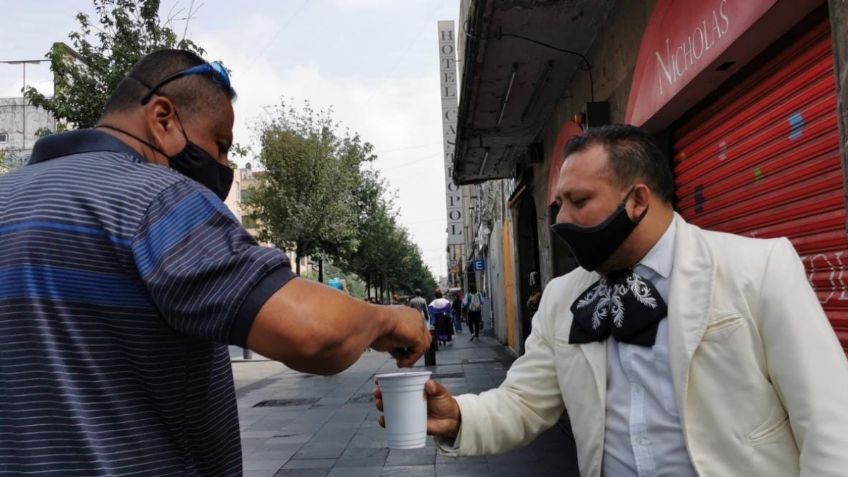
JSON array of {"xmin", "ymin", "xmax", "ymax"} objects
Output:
[{"xmin": 625, "ymin": 0, "xmax": 778, "ymax": 128}]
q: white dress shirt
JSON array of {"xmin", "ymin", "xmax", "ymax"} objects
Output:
[{"xmin": 603, "ymin": 216, "xmax": 697, "ymax": 477}]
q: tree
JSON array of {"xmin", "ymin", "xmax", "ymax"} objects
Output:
[
  {"xmin": 25, "ymin": 0, "xmax": 204, "ymax": 129},
  {"xmin": 0, "ymin": 150, "xmax": 9, "ymax": 176},
  {"xmin": 336, "ymin": 170, "xmax": 436, "ymax": 301},
  {"xmin": 246, "ymin": 101, "xmax": 364, "ymax": 277},
  {"xmin": 247, "ymin": 99, "xmax": 437, "ymax": 297}
]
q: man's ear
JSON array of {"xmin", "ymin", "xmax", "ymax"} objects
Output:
[
  {"xmin": 631, "ymin": 183, "xmax": 652, "ymax": 217},
  {"xmin": 144, "ymin": 96, "xmax": 183, "ymax": 156}
]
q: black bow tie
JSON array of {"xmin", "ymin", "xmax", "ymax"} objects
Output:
[{"xmin": 569, "ymin": 269, "xmax": 667, "ymax": 347}]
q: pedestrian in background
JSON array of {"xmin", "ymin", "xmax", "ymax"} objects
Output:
[
  {"xmin": 409, "ymin": 288, "xmax": 436, "ymax": 365},
  {"xmin": 328, "ymin": 276, "xmax": 350, "ymax": 294},
  {"xmin": 465, "ymin": 285, "xmax": 484, "ymax": 341},
  {"xmin": 451, "ymin": 289, "xmax": 464, "ymax": 334},
  {"xmin": 429, "ymin": 290, "xmax": 453, "ymax": 347}
]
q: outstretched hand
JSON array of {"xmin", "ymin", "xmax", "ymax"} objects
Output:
[{"xmin": 374, "ymin": 379, "xmax": 461, "ymax": 439}]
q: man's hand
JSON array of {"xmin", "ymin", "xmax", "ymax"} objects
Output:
[
  {"xmin": 374, "ymin": 379, "xmax": 462, "ymax": 440},
  {"xmin": 370, "ymin": 306, "xmax": 431, "ymax": 368}
]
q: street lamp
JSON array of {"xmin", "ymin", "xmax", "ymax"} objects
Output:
[{"xmin": 1, "ymin": 59, "xmax": 49, "ymax": 154}]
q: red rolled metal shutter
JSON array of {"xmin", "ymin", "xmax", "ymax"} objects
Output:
[{"xmin": 672, "ymin": 18, "xmax": 848, "ymax": 351}]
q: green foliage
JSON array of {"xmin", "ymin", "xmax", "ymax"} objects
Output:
[
  {"xmin": 25, "ymin": 0, "xmax": 205, "ymax": 129},
  {"xmin": 246, "ymin": 100, "xmax": 362, "ymax": 272},
  {"xmin": 0, "ymin": 150, "xmax": 8, "ymax": 176},
  {"xmin": 247, "ymin": 99, "xmax": 436, "ymax": 296}
]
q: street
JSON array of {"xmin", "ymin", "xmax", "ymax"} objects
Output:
[{"xmin": 234, "ymin": 335, "xmax": 580, "ymax": 477}]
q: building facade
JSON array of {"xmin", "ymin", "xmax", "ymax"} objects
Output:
[
  {"xmin": 0, "ymin": 98, "xmax": 55, "ymax": 170},
  {"xmin": 454, "ymin": 0, "xmax": 848, "ymax": 355}
]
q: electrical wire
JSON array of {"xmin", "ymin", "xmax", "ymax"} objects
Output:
[
  {"xmin": 495, "ymin": 31, "xmax": 594, "ymax": 103},
  {"xmin": 461, "ymin": 2, "xmax": 595, "ymax": 102}
]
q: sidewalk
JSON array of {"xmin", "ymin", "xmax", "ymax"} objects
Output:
[{"xmin": 234, "ymin": 332, "xmax": 580, "ymax": 477}]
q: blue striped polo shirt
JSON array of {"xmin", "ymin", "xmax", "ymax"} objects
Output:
[{"xmin": 0, "ymin": 130, "xmax": 296, "ymax": 475}]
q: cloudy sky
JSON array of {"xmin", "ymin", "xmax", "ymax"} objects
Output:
[{"xmin": 0, "ymin": 0, "xmax": 458, "ymax": 278}]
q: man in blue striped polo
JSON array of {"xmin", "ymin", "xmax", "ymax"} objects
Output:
[{"xmin": 0, "ymin": 49, "xmax": 430, "ymax": 476}]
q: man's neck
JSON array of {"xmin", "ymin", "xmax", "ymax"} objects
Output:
[
  {"xmin": 628, "ymin": 207, "xmax": 674, "ymax": 267},
  {"xmin": 96, "ymin": 119, "xmax": 167, "ymax": 167}
]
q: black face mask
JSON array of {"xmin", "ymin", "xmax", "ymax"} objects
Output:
[
  {"xmin": 551, "ymin": 187, "xmax": 648, "ymax": 272},
  {"xmin": 97, "ymin": 121, "xmax": 234, "ymax": 201}
]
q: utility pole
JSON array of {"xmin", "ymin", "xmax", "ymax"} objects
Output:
[{"xmin": 0, "ymin": 59, "xmax": 48, "ymax": 155}]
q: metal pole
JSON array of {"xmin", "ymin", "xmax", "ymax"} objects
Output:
[{"xmin": 22, "ymin": 63, "xmax": 26, "ymax": 154}]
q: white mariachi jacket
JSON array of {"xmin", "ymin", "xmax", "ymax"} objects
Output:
[{"xmin": 438, "ymin": 214, "xmax": 848, "ymax": 477}]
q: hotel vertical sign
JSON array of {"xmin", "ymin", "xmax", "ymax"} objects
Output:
[{"xmin": 438, "ymin": 20, "xmax": 464, "ymax": 247}]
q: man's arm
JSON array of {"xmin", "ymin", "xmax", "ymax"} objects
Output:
[
  {"xmin": 247, "ymin": 278, "xmax": 430, "ymax": 375},
  {"xmin": 757, "ymin": 238, "xmax": 848, "ymax": 475},
  {"xmin": 375, "ymin": 297, "xmax": 565, "ymax": 456}
]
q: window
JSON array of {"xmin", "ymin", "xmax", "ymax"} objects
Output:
[
  {"xmin": 240, "ymin": 189, "xmax": 254, "ymax": 203},
  {"xmin": 0, "ymin": 132, "xmax": 7, "ymax": 143},
  {"xmin": 241, "ymin": 215, "xmax": 258, "ymax": 229}
]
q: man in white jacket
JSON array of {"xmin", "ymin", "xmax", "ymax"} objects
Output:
[{"xmin": 376, "ymin": 124, "xmax": 848, "ymax": 476}]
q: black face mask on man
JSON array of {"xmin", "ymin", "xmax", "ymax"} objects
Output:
[
  {"xmin": 97, "ymin": 114, "xmax": 234, "ymax": 201},
  {"xmin": 550, "ymin": 187, "xmax": 648, "ymax": 272}
]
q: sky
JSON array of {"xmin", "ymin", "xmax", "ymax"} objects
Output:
[{"xmin": 0, "ymin": 0, "xmax": 458, "ymax": 278}]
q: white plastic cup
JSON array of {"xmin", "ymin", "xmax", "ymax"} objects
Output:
[{"xmin": 376, "ymin": 371, "xmax": 432, "ymax": 449}]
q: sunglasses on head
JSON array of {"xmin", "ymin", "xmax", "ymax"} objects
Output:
[{"xmin": 139, "ymin": 61, "xmax": 232, "ymax": 105}]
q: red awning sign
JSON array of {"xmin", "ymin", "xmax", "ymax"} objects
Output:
[
  {"xmin": 547, "ymin": 121, "xmax": 584, "ymax": 206},
  {"xmin": 625, "ymin": 0, "xmax": 778, "ymax": 128}
]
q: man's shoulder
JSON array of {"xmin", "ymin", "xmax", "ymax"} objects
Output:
[
  {"xmin": 20, "ymin": 149, "xmax": 188, "ymax": 200},
  {"xmin": 686, "ymin": 220, "xmax": 788, "ymax": 264},
  {"xmin": 677, "ymin": 218, "xmax": 798, "ymax": 289}
]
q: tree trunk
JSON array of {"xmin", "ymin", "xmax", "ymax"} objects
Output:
[
  {"xmin": 295, "ymin": 246, "xmax": 301, "ymax": 276},
  {"xmin": 318, "ymin": 258, "xmax": 324, "ymax": 283},
  {"xmin": 366, "ymin": 274, "xmax": 371, "ymax": 300}
]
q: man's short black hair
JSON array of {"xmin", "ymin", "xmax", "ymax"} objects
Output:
[
  {"xmin": 414, "ymin": 288, "xmax": 422, "ymax": 296},
  {"xmin": 434, "ymin": 290, "xmax": 443, "ymax": 299},
  {"xmin": 563, "ymin": 124, "xmax": 674, "ymax": 203},
  {"xmin": 100, "ymin": 49, "xmax": 236, "ymax": 119}
]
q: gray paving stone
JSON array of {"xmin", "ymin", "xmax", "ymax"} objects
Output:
[
  {"xmin": 274, "ymin": 469, "xmax": 330, "ymax": 477},
  {"xmin": 249, "ymin": 420, "xmax": 294, "ymax": 431},
  {"xmin": 327, "ymin": 467, "xmax": 382, "ymax": 477},
  {"xmin": 268, "ymin": 433, "xmax": 315, "ymax": 445},
  {"xmin": 380, "ymin": 465, "xmax": 436, "ymax": 477},
  {"xmin": 242, "ymin": 430, "xmax": 280, "ymax": 438},
  {"xmin": 434, "ymin": 463, "xmax": 489, "ymax": 476},
  {"xmin": 386, "ymin": 448, "xmax": 436, "ymax": 466},
  {"xmin": 244, "ymin": 458, "xmax": 287, "ymax": 471},
  {"xmin": 336, "ymin": 447, "xmax": 389, "ymax": 467},
  {"xmin": 293, "ymin": 444, "xmax": 347, "ymax": 459},
  {"xmin": 348, "ymin": 433, "xmax": 388, "ymax": 449},
  {"xmin": 242, "ymin": 437, "xmax": 268, "ymax": 456},
  {"xmin": 250, "ymin": 449, "xmax": 298, "ymax": 463},
  {"xmin": 244, "ymin": 470, "xmax": 279, "ymax": 477},
  {"xmin": 282, "ymin": 459, "xmax": 336, "ymax": 469}
]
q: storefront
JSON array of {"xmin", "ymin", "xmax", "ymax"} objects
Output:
[
  {"xmin": 453, "ymin": 0, "xmax": 848, "ymax": 354},
  {"xmin": 627, "ymin": 0, "xmax": 847, "ymax": 350}
]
